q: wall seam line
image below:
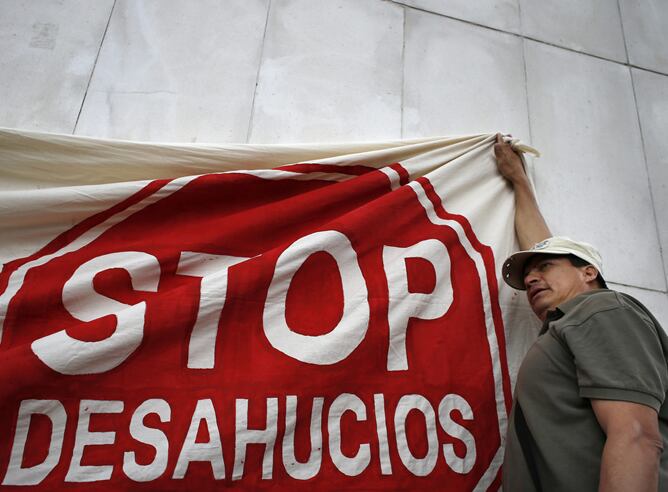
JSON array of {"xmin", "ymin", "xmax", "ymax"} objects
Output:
[
  {"xmin": 72, "ymin": 0, "xmax": 117, "ymax": 135},
  {"xmin": 616, "ymin": 0, "xmax": 667, "ymax": 291},
  {"xmin": 615, "ymin": 0, "xmax": 631, "ymax": 65},
  {"xmin": 517, "ymin": 0, "xmax": 533, "ymax": 146},
  {"xmin": 608, "ymin": 282, "xmax": 667, "ymax": 295},
  {"xmin": 628, "ymin": 67, "xmax": 668, "ymax": 291},
  {"xmin": 245, "ymin": 0, "xmax": 272, "ymax": 143}
]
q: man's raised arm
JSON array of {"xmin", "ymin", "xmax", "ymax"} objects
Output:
[{"xmin": 494, "ymin": 133, "xmax": 551, "ymax": 250}]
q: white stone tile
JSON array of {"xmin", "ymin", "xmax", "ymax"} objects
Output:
[
  {"xmin": 75, "ymin": 0, "xmax": 268, "ymax": 142},
  {"xmin": 0, "ymin": 0, "xmax": 114, "ymax": 133},
  {"xmin": 519, "ymin": 0, "xmax": 627, "ymax": 62},
  {"xmin": 609, "ymin": 283, "xmax": 668, "ymax": 329},
  {"xmin": 403, "ymin": 10, "xmax": 530, "ymax": 140},
  {"xmin": 525, "ymin": 41, "xmax": 665, "ymax": 291},
  {"xmin": 632, "ymin": 69, "xmax": 668, "ymax": 287},
  {"xmin": 397, "ymin": 0, "xmax": 520, "ymax": 33},
  {"xmin": 620, "ymin": 0, "xmax": 668, "ymax": 74},
  {"xmin": 249, "ymin": 0, "xmax": 403, "ymax": 143}
]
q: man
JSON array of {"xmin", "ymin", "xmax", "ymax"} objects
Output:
[{"xmin": 494, "ymin": 134, "xmax": 668, "ymax": 491}]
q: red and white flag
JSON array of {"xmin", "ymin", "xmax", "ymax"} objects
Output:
[{"xmin": 0, "ymin": 129, "xmax": 536, "ymax": 490}]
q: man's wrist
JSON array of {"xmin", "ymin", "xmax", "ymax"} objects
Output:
[{"xmin": 509, "ymin": 172, "xmax": 532, "ymax": 191}]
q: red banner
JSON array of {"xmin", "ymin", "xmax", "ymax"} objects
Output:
[{"xmin": 0, "ymin": 147, "xmax": 512, "ymax": 489}]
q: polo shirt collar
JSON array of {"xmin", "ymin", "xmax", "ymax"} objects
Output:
[{"xmin": 539, "ymin": 289, "xmax": 608, "ymax": 335}]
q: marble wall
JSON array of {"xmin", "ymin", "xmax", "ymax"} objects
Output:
[{"xmin": 1, "ymin": 0, "xmax": 667, "ymax": 323}]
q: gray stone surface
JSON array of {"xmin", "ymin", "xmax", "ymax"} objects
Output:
[
  {"xmin": 525, "ymin": 40, "xmax": 665, "ymax": 291},
  {"xmin": 249, "ymin": 0, "xmax": 403, "ymax": 143},
  {"xmin": 632, "ymin": 68, "xmax": 668, "ymax": 288},
  {"xmin": 620, "ymin": 0, "xmax": 668, "ymax": 74},
  {"xmin": 0, "ymin": 0, "xmax": 114, "ymax": 133},
  {"xmin": 403, "ymin": 10, "xmax": 529, "ymax": 139},
  {"xmin": 519, "ymin": 0, "xmax": 627, "ymax": 62},
  {"xmin": 75, "ymin": 0, "xmax": 269, "ymax": 142}
]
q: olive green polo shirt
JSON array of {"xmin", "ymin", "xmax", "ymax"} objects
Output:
[{"xmin": 503, "ymin": 289, "xmax": 668, "ymax": 491}]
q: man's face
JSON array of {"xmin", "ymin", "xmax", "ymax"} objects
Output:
[{"xmin": 523, "ymin": 255, "xmax": 595, "ymax": 321}]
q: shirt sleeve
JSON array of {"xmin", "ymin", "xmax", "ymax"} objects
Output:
[{"xmin": 560, "ymin": 306, "xmax": 668, "ymax": 411}]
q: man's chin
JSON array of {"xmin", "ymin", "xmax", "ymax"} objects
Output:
[{"xmin": 530, "ymin": 300, "xmax": 552, "ymax": 321}]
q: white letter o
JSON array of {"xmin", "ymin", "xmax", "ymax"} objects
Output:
[{"xmin": 263, "ymin": 230, "xmax": 369, "ymax": 365}]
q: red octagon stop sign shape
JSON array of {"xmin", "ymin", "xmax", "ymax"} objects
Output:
[{"xmin": 0, "ymin": 162, "xmax": 511, "ymax": 490}]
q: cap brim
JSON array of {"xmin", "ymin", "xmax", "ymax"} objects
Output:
[{"xmin": 502, "ymin": 251, "xmax": 536, "ymax": 290}]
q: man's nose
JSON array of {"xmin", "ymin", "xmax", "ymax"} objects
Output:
[{"xmin": 523, "ymin": 270, "xmax": 540, "ymax": 288}]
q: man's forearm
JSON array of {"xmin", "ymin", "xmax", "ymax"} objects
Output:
[
  {"xmin": 493, "ymin": 134, "xmax": 551, "ymax": 249},
  {"xmin": 510, "ymin": 176, "xmax": 551, "ymax": 250},
  {"xmin": 598, "ymin": 434, "xmax": 661, "ymax": 491}
]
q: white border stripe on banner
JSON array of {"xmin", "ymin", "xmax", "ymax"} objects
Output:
[
  {"xmin": 378, "ymin": 167, "xmax": 402, "ymax": 190},
  {"xmin": 0, "ymin": 169, "xmax": 356, "ymax": 339},
  {"xmin": 408, "ymin": 180, "xmax": 506, "ymax": 491},
  {"xmin": 243, "ymin": 169, "xmax": 355, "ymax": 182}
]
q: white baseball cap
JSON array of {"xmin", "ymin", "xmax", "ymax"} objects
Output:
[{"xmin": 502, "ymin": 236, "xmax": 606, "ymax": 290}]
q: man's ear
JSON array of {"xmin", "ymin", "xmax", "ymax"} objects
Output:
[{"xmin": 582, "ymin": 265, "xmax": 599, "ymax": 285}]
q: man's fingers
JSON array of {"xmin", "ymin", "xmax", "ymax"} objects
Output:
[{"xmin": 496, "ymin": 133, "xmax": 514, "ymax": 149}]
